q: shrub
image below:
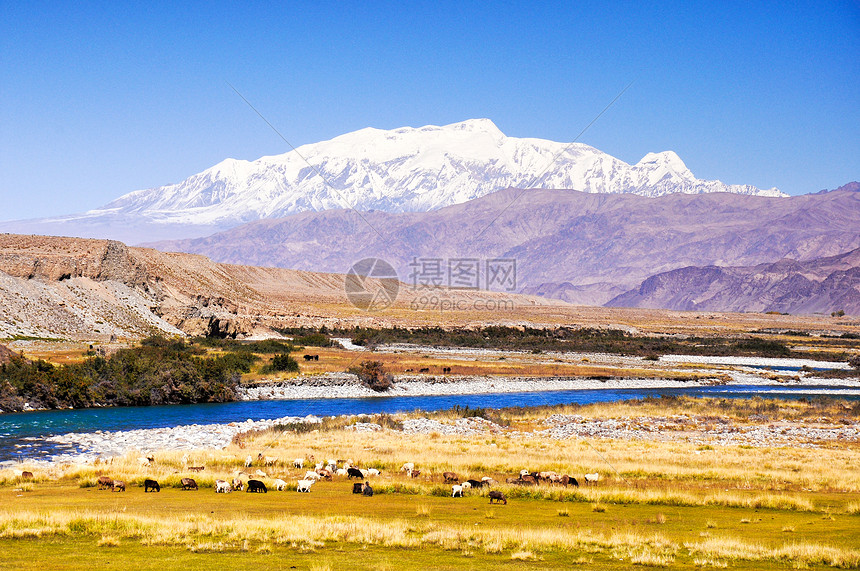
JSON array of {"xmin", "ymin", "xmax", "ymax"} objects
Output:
[
  {"xmin": 348, "ymin": 361, "xmax": 394, "ymax": 392},
  {"xmin": 265, "ymin": 353, "xmax": 299, "ymax": 373}
]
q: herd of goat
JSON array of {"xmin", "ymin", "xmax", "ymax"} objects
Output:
[{"xmin": 86, "ymin": 452, "xmax": 601, "ymax": 505}]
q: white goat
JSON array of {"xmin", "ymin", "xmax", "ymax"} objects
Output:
[
  {"xmin": 451, "ymin": 484, "xmax": 464, "ymax": 498},
  {"xmin": 304, "ymin": 471, "xmax": 321, "ymax": 481},
  {"xmin": 273, "ymin": 478, "xmax": 288, "ymax": 491},
  {"xmin": 584, "ymin": 472, "xmax": 600, "ymax": 484},
  {"xmin": 297, "ymin": 479, "xmax": 314, "ymax": 493},
  {"xmin": 293, "ymin": 458, "xmax": 305, "ymax": 469},
  {"xmin": 215, "ymin": 479, "xmax": 232, "ymax": 493},
  {"xmin": 365, "ymin": 468, "xmax": 380, "ymax": 477},
  {"xmin": 401, "ymin": 462, "xmax": 415, "ymax": 472}
]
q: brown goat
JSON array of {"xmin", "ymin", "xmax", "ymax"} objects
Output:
[{"xmin": 442, "ymin": 471, "xmax": 459, "ymax": 483}]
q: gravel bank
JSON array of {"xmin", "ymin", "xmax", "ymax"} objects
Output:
[{"xmin": 238, "ymin": 373, "xmax": 726, "ymax": 401}]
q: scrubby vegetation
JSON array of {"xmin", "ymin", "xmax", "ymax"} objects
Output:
[
  {"xmin": 262, "ymin": 353, "xmax": 300, "ymax": 373},
  {"xmin": 282, "ymin": 325, "xmax": 851, "ymax": 361},
  {"xmin": 348, "ymin": 360, "xmax": 394, "ymax": 391},
  {"xmin": 0, "ymin": 335, "xmax": 303, "ymax": 412}
]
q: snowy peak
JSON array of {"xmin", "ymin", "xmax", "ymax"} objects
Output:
[
  {"xmin": 52, "ymin": 119, "xmax": 787, "ymax": 233},
  {"xmin": 636, "ymin": 151, "xmax": 691, "ymax": 174}
]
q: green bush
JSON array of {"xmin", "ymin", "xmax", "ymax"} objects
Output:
[{"xmin": 265, "ymin": 353, "xmax": 299, "ymax": 373}]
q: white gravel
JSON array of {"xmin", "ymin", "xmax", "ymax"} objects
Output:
[
  {"xmin": 660, "ymin": 355, "xmax": 852, "ymax": 369},
  {"xmin": 23, "ymin": 415, "xmax": 322, "ymax": 466}
]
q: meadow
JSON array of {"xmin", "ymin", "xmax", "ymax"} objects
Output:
[{"xmin": 1, "ymin": 398, "xmax": 858, "ymax": 569}]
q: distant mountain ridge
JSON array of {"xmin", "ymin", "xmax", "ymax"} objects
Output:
[
  {"xmin": 0, "ymin": 119, "xmax": 783, "ymax": 244},
  {"xmin": 150, "ymin": 184, "xmax": 860, "ymax": 308},
  {"xmin": 607, "ymin": 247, "xmax": 860, "ymax": 315}
]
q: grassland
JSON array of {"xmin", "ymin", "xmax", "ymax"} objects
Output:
[{"xmin": 2, "ymin": 398, "xmax": 858, "ymax": 570}]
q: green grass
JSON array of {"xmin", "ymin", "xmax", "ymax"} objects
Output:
[{"xmin": 1, "ymin": 480, "xmax": 857, "ymax": 570}]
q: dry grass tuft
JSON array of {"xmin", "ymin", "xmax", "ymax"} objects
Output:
[
  {"xmin": 415, "ymin": 504, "xmax": 431, "ymax": 518},
  {"xmin": 97, "ymin": 535, "xmax": 120, "ymax": 547},
  {"xmin": 510, "ymin": 550, "xmax": 538, "ymax": 561}
]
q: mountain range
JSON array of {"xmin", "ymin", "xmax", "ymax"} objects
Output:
[
  {"xmin": 608, "ymin": 246, "xmax": 860, "ymax": 315},
  {"xmin": 150, "ymin": 184, "xmax": 860, "ymax": 308},
  {"xmin": 0, "ymin": 119, "xmax": 783, "ymax": 244}
]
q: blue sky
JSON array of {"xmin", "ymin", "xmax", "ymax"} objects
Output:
[{"xmin": 1, "ymin": 1, "xmax": 858, "ymax": 220}]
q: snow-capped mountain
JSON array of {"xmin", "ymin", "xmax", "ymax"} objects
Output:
[{"xmin": 0, "ymin": 119, "xmax": 783, "ymax": 243}]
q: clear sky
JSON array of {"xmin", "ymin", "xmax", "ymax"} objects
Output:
[{"xmin": 1, "ymin": 1, "xmax": 858, "ymax": 220}]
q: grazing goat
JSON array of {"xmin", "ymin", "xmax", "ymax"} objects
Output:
[
  {"xmin": 273, "ymin": 478, "xmax": 288, "ymax": 491},
  {"xmin": 138, "ymin": 456, "xmax": 152, "ymax": 467},
  {"xmin": 188, "ymin": 466, "xmax": 205, "ymax": 473},
  {"xmin": 181, "ymin": 477, "xmax": 198, "ymax": 491},
  {"xmin": 304, "ymin": 471, "xmax": 321, "ymax": 481},
  {"xmin": 347, "ymin": 467, "xmax": 364, "ymax": 479},
  {"xmin": 112, "ymin": 480, "xmax": 125, "ymax": 492},
  {"xmin": 246, "ymin": 479, "xmax": 267, "ymax": 493},
  {"xmin": 401, "ymin": 462, "xmax": 415, "ymax": 472},
  {"xmin": 443, "ymin": 471, "xmax": 459, "ymax": 483},
  {"xmin": 317, "ymin": 469, "xmax": 333, "ymax": 480},
  {"xmin": 144, "ymin": 479, "xmax": 160, "ymax": 492},
  {"xmin": 336, "ymin": 468, "xmax": 348, "ymax": 477},
  {"xmin": 408, "ymin": 469, "xmax": 421, "ymax": 478},
  {"xmin": 20, "ymin": 471, "xmax": 34, "ymax": 480},
  {"xmin": 254, "ymin": 469, "xmax": 267, "ymax": 478},
  {"xmin": 561, "ymin": 475, "xmax": 579, "ymax": 487},
  {"xmin": 584, "ymin": 473, "xmax": 600, "ymax": 484},
  {"xmin": 294, "ymin": 458, "xmax": 305, "ymax": 469},
  {"xmin": 365, "ymin": 468, "xmax": 380, "ymax": 477},
  {"xmin": 97, "ymin": 476, "xmax": 114, "ymax": 490},
  {"xmin": 488, "ymin": 491, "xmax": 507, "ymax": 504},
  {"xmin": 296, "ymin": 479, "xmax": 314, "ymax": 493},
  {"xmin": 451, "ymin": 484, "xmax": 464, "ymax": 497},
  {"xmin": 231, "ymin": 478, "xmax": 244, "ymax": 491},
  {"xmin": 258, "ymin": 453, "xmax": 278, "ymax": 467},
  {"xmin": 244, "ymin": 455, "xmax": 253, "ymax": 467},
  {"xmin": 461, "ymin": 481, "xmax": 472, "ymax": 490},
  {"xmin": 481, "ymin": 477, "xmax": 497, "ymax": 486},
  {"xmin": 520, "ymin": 469, "xmax": 530, "ymax": 477},
  {"xmin": 465, "ymin": 479, "xmax": 484, "ymax": 489},
  {"xmin": 362, "ymin": 482, "xmax": 373, "ymax": 496},
  {"xmin": 215, "ymin": 479, "xmax": 231, "ymax": 493}
]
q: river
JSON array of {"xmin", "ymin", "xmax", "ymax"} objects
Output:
[{"xmin": 2, "ymin": 383, "xmax": 858, "ymax": 463}]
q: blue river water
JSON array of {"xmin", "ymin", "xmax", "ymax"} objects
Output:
[{"xmin": 1, "ymin": 384, "xmax": 857, "ymax": 463}]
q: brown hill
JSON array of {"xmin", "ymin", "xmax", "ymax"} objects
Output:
[{"xmin": 0, "ymin": 234, "xmax": 561, "ymax": 340}]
